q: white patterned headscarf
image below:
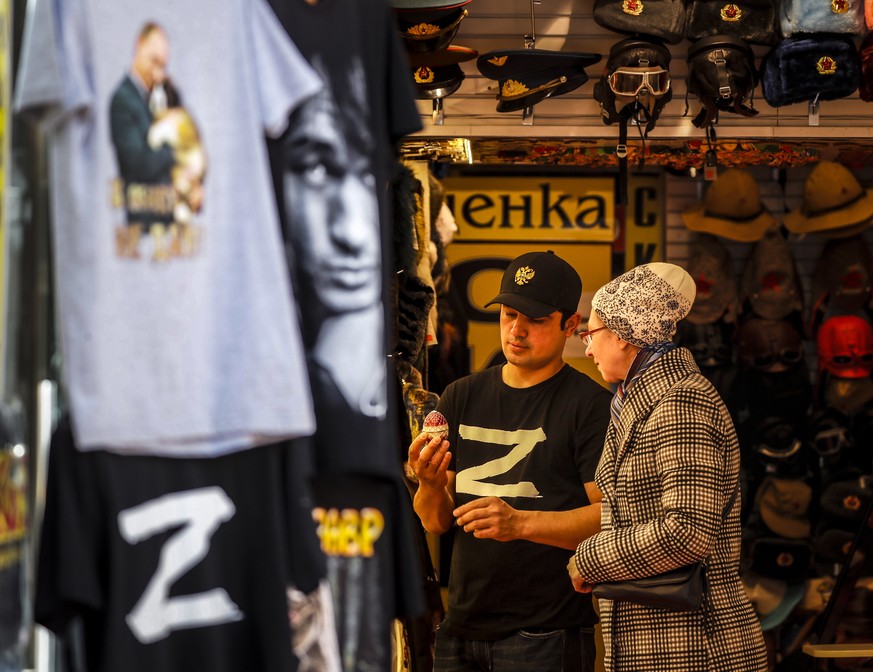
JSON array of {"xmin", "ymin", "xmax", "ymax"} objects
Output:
[{"xmin": 592, "ymin": 262, "xmax": 696, "ymax": 347}]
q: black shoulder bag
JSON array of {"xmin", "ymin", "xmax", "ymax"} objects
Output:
[{"xmin": 591, "ymin": 479, "xmax": 740, "ymax": 611}]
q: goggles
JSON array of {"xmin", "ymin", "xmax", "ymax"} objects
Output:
[
  {"xmin": 746, "ymin": 348, "xmax": 804, "ymax": 371},
  {"xmin": 608, "ymin": 67, "xmax": 671, "ymax": 97},
  {"xmin": 812, "ymin": 425, "xmax": 852, "ymax": 458},
  {"xmin": 825, "ymin": 351, "xmax": 873, "ymax": 368}
]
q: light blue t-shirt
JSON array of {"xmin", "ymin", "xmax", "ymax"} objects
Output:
[{"xmin": 15, "ymin": 0, "xmax": 321, "ymax": 455}]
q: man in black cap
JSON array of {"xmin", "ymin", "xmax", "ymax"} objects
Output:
[{"xmin": 407, "ymin": 250, "xmax": 611, "ymax": 671}]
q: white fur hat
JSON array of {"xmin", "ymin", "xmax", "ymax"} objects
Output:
[{"xmin": 592, "ymin": 262, "xmax": 696, "ymax": 347}]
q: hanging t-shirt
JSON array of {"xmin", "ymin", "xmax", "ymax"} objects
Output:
[
  {"xmin": 266, "ymin": 0, "xmax": 422, "ymax": 477},
  {"xmin": 35, "ymin": 416, "xmax": 329, "ymax": 672},
  {"xmin": 263, "ymin": 5, "xmax": 426, "ymax": 671},
  {"xmin": 14, "ymin": 0, "xmax": 321, "ymax": 456}
]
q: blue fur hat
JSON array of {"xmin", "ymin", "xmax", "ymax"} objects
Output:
[
  {"xmin": 761, "ymin": 35, "xmax": 860, "ymax": 107},
  {"xmin": 780, "ymin": 0, "xmax": 865, "ymax": 37}
]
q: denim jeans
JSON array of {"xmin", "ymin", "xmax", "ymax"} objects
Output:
[{"xmin": 433, "ymin": 625, "xmax": 596, "ymax": 672}]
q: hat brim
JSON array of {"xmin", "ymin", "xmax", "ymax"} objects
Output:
[
  {"xmin": 477, "ymin": 48, "xmax": 602, "ymax": 79},
  {"xmin": 682, "ymin": 203, "xmax": 778, "ymax": 242},
  {"xmin": 760, "ymin": 501, "xmax": 811, "ymax": 539},
  {"xmin": 760, "ymin": 582, "xmax": 806, "ymax": 632},
  {"xmin": 391, "ymin": 0, "xmax": 469, "ymax": 9},
  {"xmin": 485, "ymin": 292, "xmax": 558, "ymax": 319},
  {"xmin": 783, "ymin": 188, "xmax": 873, "ymax": 235},
  {"xmin": 686, "ymin": 302, "xmax": 731, "ymax": 325},
  {"xmin": 407, "ymin": 45, "xmax": 477, "ymax": 69},
  {"xmin": 416, "ymin": 76, "xmax": 463, "ymax": 99},
  {"xmin": 495, "ymin": 72, "xmax": 587, "ymax": 113}
]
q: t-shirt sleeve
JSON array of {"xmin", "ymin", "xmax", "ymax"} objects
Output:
[
  {"xmin": 34, "ymin": 417, "xmax": 104, "ymax": 634},
  {"xmin": 250, "ymin": 0, "xmax": 323, "ymax": 138},
  {"xmin": 14, "ymin": 0, "xmax": 92, "ymax": 122},
  {"xmin": 576, "ymin": 385, "xmax": 612, "ymax": 482}
]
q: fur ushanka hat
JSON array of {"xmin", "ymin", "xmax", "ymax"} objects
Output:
[{"xmin": 761, "ymin": 35, "xmax": 860, "ymax": 108}]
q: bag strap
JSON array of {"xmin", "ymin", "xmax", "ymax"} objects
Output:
[{"xmin": 721, "ymin": 475, "xmax": 741, "ymax": 524}]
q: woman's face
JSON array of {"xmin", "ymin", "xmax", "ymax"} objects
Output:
[{"xmin": 584, "ymin": 312, "xmax": 635, "ymax": 384}]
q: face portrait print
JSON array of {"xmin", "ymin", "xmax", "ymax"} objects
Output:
[
  {"xmin": 283, "ymin": 57, "xmax": 386, "ymax": 419},
  {"xmin": 284, "ymin": 62, "xmax": 380, "ymax": 315}
]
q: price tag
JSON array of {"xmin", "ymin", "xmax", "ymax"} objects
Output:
[
  {"xmin": 808, "ymin": 98, "xmax": 820, "ymax": 127},
  {"xmin": 704, "ymin": 150, "xmax": 718, "ymax": 181}
]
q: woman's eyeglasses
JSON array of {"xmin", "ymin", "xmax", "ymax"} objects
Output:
[{"xmin": 579, "ymin": 326, "xmax": 607, "ymax": 346}]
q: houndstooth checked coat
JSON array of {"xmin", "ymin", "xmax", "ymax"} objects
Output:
[{"xmin": 574, "ymin": 347, "xmax": 768, "ymax": 672}]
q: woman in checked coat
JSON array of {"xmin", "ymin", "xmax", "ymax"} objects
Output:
[{"xmin": 568, "ymin": 263, "xmax": 768, "ymax": 672}]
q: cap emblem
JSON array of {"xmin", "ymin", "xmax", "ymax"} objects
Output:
[
  {"xmin": 817, "ymin": 56, "xmax": 837, "ymax": 75},
  {"xmin": 720, "ymin": 3, "xmax": 742, "ymax": 20},
  {"xmin": 831, "ymin": 0, "xmax": 849, "ymax": 13},
  {"xmin": 487, "ymin": 55, "xmax": 508, "ymax": 67},
  {"xmin": 622, "ymin": 0, "xmax": 644, "ymax": 14},
  {"xmin": 695, "ymin": 272, "xmax": 715, "ymax": 297},
  {"xmin": 407, "ymin": 22, "xmax": 440, "ymax": 37},
  {"xmin": 414, "ymin": 67, "xmax": 435, "ymax": 84},
  {"xmin": 514, "ymin": 266, "xmax": 536, "ymax": 285},
  {"xmin": 776, "ymin": 552, "xmax": 795, "ymax": 567},
  {"xmin": 843, "ymin": 494, "xmax": 862, "ymax": 511},
  {"xmin": 501, "ymin": 79, "xmax": 530, "ymax": 97}
]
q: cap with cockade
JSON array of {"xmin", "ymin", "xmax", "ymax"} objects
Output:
[{"xmin": 485, "ymin": 250, "xmax": 582, "ymax": 318}]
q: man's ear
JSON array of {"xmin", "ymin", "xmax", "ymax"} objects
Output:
[{"xmin": 564, "ymin": 312, "xmax": 582, "ymax": 336}]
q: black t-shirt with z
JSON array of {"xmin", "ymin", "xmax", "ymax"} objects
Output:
[
  {"xmin": 35, "ymin": 416, "xmax": 324, "ymax": 672},
  {"xmin": 439, "ymin": 364, "xmax": 612, "ymax": 639}
]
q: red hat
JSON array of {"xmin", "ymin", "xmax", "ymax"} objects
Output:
[{"xmin": 816, "ymin": 315, "xmax": 873, "ymax": 378}]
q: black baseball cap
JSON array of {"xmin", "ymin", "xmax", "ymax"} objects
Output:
[{"xmin": 485, "ymin": 251, "xmax": 582, "ymax": 318}]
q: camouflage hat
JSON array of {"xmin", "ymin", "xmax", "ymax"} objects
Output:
[
  {"xmin": 784, "ymin": 161, "xmax": 873, "ymax": 236},
  {"xmin": 681, "ymin": 169, "xmax": 778, "ymax": 242},
  {"xmin": 740, "ymin": 227, "xmax": 804, "ymax": 320},
  {"xmin": 684, "ymin": 234, "xmax": 739, "ymax": 324},
  {"xmin": 812, "ymin": 235, "xmax": 873, "ymax": 311},
  {"xmin": 755, "ymin": 476, "xmax": 813, "ymax": 539}
]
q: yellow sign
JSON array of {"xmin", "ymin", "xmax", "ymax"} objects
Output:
[
  {"xmin": 443, "ymin": 176, "xmax": 616, "ymax": 243},
  {"xmin": 625, "ymin": 173, "xmax": 665, "ymax": 269},
  {"xmin": 441, "ymin": 174, "xmax": 664, "ymax": 382}
]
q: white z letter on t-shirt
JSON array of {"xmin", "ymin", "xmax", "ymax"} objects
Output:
[
  {"xmin": 118, "ymin": 486, "xmax": 243, "ymax": 643},
  {"xmin": 455, "ymin": 426, "xmax": 545, "ymax": 498}
]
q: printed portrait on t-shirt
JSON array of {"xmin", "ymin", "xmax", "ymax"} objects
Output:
[
  {"xmin": 108, "ymin": 21, "xmax": 207, "ymax": 262},
  {"xmin": 283, "ymin": 55, "xmax": 386, "ymax": 421}
]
